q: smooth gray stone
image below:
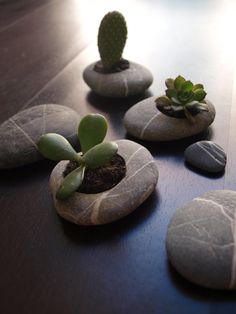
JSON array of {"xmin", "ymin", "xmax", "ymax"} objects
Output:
[
  {"xmin": 0, "ymin": 104, "xmax": 80, "ymax": 169},
  {"xmin": 166, "ymin": 190, "xmax": 236, "ymax": 290},
  {"xmin": 83, "ymin": 61, "xmax": 153, "ymax": 98},
  {"xmin": 185, "ymin": 141, "xmax": 226, "ymax": 173},
  {"xmin": 124, "ymin": 96, "xmax": 216, "ymax": 141},
  {"xmin": 50, "ymin": 139, "xmax": 158, "ymax": 225}
]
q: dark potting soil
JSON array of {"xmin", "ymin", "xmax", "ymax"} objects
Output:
[
  {"xmin": 63, "ymin": 154, "xmax": 126, "ymax": 194},
  {"xmin": 156, "ymin": 99, "xmax": 209, "ymax": 119},
  {"xmin": 94, "ymin": 59, "xmax": 130, "ymax": 74}
]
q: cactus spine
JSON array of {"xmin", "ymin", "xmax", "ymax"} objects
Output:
[{"xmin": 98, "ymin": 11, "xmax": 127, "ymax": 70}]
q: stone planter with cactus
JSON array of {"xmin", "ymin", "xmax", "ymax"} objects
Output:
[{"xmin": 83, "ymin": 11, "xmax": 153, "ymax": 98}]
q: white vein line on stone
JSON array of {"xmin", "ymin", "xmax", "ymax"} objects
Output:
[
  {"xmin": 126, "ymin": 147, "xmax": 144, "ymax": 166},
  {"xmin": 169, "ymin": 216, "xmax": 228, "ymax": 230},
  {"xmin": 42, "ymin": 104, "xmax": 47, "ymax": 134},
  {"xmin": 90, "ymin": 191, "xmax": 110, "ymax": 224},
  {"xmin": 140, "ymin": 112, "xmax": 160, "ymax": 139},
  {"xmin": 126, "ymin": 160, "xmax": 156, "ymax": 182},
  {"xmin": 9, "ymin": 118, "xmax": 38, "ymax": 149},
  {"xmin": 89, "ymin": 155, "xmax": 155, "ymax": 223},
  {"xmin": 169, "ymin": 218, "xmax": 213, "ymax": 230},
  {"xmin": 104, "ymin": 188, "xmax": 140, "ymax": 199},
  {"xmin": 171, "ymin": 221, "xmax": 204, "ymax": 237},
  {"xmin": 172, "ymin": 234, "xmax": 234, "ymax": 249},
  {"xmin": 196, "ymin": 142, "xmax": 225, "ymax": 165},
  {"xmin": 123, "ymin": 76, "xmax": 129, "ymax": 97},
  {"xmin": 195, "ymin": 197, "xmax": 233, "ymax": 222},
  {"xmin": 229, "ymin": 213, "xmax": 236, "ymax": 289}
]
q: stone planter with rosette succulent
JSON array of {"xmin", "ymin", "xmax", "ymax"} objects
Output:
[
  {"xmin": 124, "ymin": 76, "xmax": 216, "ymax": 141},
  {"xmin": 38, "ymin": 114, "xmax": 158, "ymax": 225},
  {"xmin": 83, "ymin": 11, "xmax": 153, "ymax": 98}
]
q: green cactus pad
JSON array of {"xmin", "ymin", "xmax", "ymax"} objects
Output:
[{"xmin": 98, "ymin": 11, "xmax": 127, "ymax": 71}]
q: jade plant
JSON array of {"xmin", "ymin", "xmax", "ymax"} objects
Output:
[
  {"xmin": 37, "ymin": 114, "xmax": 118, "ymax": 200},
  {"xmin": 155, "ymin": 75, "xmax": 208, "ymax": 123},
  {"xmin": 95, "ymin": 11, "xmax": 128, "ymax": 73}
]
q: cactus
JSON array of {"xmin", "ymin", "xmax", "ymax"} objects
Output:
[
  {"xmin": 97, "ymin": 11, "xmax": 128, "ymax": 71},
  {"xmin": 155, "ymin": 76, "xmax": 208, "ymax": 123}
]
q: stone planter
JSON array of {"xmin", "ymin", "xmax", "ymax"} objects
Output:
[
  {"xmin": 124, "ymin": 96, "xmax": 216, "ymax": 141},
  {"xmin": 50, "ymin": 140, "xmax": 158, "ymax": 225},
  {"xmin": 83, "ymin": 61, "xmax": 153, "ymax": 98}
]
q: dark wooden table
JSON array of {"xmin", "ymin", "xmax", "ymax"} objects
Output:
[{"xmin": 0, "ymin": 0, "xmax": 236, "ymax": 313}]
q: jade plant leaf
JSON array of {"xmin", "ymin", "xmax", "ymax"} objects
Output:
[
  {"xmin": 56, "ymin": 165, "xmax": 85, "ymax": 200},
  {"xmin": 82, "ymin": 141, "xmax": 118, "ymax": 169},
  {"xmin": 37, "ymin": 133, "xmax": 81, "ymax": 162},
  {"xmin": 78, "ymin": 114, "xmax": 108, "ymax": 153}
]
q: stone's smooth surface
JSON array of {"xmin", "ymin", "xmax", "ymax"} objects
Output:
[
  {"xmin": 166, "ymin": 190, "xmax": 236, "ymax": 290},
  {"xmin": 0, "ymin": 104, "xmax": 80, "ymax": 169},
  {"xmin": 50, "ymin": 139, "xmax": 158, "ymax": 225},
  {"xmin": 185, "ymin": 141, "xmax": 227, "ymax": 173},
  {"xmin": 124, "ymin": 96, "xmax": 216, "ymax": 141},
  {"xmin": 83, "ymin": 61, "xmax": 153, "ymax": 98}
]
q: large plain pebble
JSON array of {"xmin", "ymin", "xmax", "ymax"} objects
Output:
[
  {"xmin": 0, "ymin": 104, "xmax": 80, "ymax": 169},
  {"xmin": 124, "ymin": 96, "xmax": 216, "ymax": 141},
  {"xmin": 166, "ymin": 190, "xmax": 236, "ymax": 289},
  {"xmin": 83, "ymin": 61, "xmax": 153, "ymax": 98},
  {"xmin": 50, "ymin": 139, "xmax": 158, "ymax": 225}
]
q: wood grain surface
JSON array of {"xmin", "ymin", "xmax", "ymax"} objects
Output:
[{"xmin": 0, "ymin": 0, "xmax": 236, "ymax": 313}]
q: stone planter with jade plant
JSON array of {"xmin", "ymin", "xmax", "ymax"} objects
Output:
[
  {"xmin": 38, "ymin": 114, "xmax": 158, "ymax": 225},
  {"xmin": 124, "ymin": 75, "xmax": 216, "ymax": 141},
  {"xmin": 83, "ymin": 11, "xmax": 153, "ymax": 98}
]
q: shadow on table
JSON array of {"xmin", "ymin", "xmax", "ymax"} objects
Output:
[
  {"xmin": 85, "ymin": 90, "xmax": 153, "ymax": 132},
  {"xmin": 125, "ymin": 128, "xmax": 214, "ymax": 159},
  {"xmin": 168, "ymin": 262, "xmax": 236, "ymax": 301},
  {"xmin": 61, "ymin": 189, "xmax": 159, "ymax": 245},
  {"xmin": 0, "ymin": 159, "xmax": 56, "ymax": 187}
]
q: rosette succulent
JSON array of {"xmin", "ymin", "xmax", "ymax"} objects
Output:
[
  {"xmin": 155, "ymin": 75, "xmax": 208, "ymax": 123},
  {"xmin": 96, "ymin": 11, "xmax": 128, "ymax": 72},
  {"xmin": 37, "ymin": 114, "xmax": 118, "ymax": 200}
]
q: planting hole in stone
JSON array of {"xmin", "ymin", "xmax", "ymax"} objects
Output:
[{"xmin": 63, "ymin": 154, "xmax": 126, "ymax": 194}]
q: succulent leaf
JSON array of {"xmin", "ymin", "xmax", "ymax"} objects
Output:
[
  {"xmin": 174, "ymin": 75, "xmax": 186, "ymax": 90},
  {"xmin": 193, "ymin": 89, "xmax": 207, "ymax": 101},
  {"xmin": 56, "ymin": 165, "xmax": 85, "ymax": 200},
  {"xmin": 166, "ymin": 89, "xmax": 177, "ymax": 98},
  {"xmin": 165, "ymin": 78, "xmax": 175, "ymax": 89},
  {"xmin": 155, "ymin": 96, "xmax": 171, "ymax": 107},
  {"xmin": 98, "ymin": 11, "xmax": 127, "ymax": 69},
  {"xmin": 78, "ymin": 114, "xmax": 108, "ymax": 153},
  {"xmin": 193, "ymin": 84, "xmax": 204, "ymax": 91},
  {"xmin": 196, "ymin": 103, "xmax": 209, "ymax": 111},
  {"xmin": 156, "ymin": 75, "xmax": 208, "ymax": 122},
  {"xmin": 82, "ymin": 141, "xmax": 118, "ymax": 169},
  {"xmin": 37, "ymin": 133, "xmax": 81, "ymax": 162},
  {"xmin": 181, "ymin": 80, "xmax": 193, "ymax": 92}
]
